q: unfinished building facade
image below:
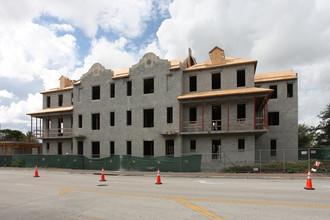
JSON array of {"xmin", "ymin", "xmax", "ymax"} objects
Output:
[{"xmin": 27, "ymin": 46, "xmax": 298, "ymax": 170}]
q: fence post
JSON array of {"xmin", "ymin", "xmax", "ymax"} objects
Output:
[
  {"xmin": 259, "ymin": 149, "xmax": 261, "ymax": 173},
  {"xmin": 283, "ymin": 149, "xmax": 286, "ymax": 173}
]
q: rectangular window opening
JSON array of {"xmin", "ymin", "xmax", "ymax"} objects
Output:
[
  {"xmin": 189, "ymin": 75, "xmax": 197, "ymax": 92},
  {"xmin": 127, "ymin": 141, "xmax": 132, "ymax": 155},
  {"xmin": 268, "ymin": 112, "xmax": 279, "ymax": 126},
  {"xmin": 92, "ymin": 113, "xmax": 100, "ymax": 130},
  {"xmin": 212, "ymin": 73, "xmax": 221, "ymax": 90},
  {"xmin": 143, "ymin": 109, "xmax": 154, "ymax": 127},
  {"xmin": 189, "ymin": 107, "xmax": 197, "ymax": 122},
  {"xmin": 238, "ymin": 139, "xmax": 245, "ymax": 151},
  {"xmin": 237, "ymin": 104, "xmax": 246, "ymax": 120},
  {"xmin": 190, "ymin": 140, "xmax": 196, "ymax": 152},
  {"xmin": 212, "ymin": 140, "xmax": 221, "ymax": 159},
  {"xmin": 110, "ymin": 141, "xmax": 115, "ymax": 156},
  {"xmin": 110, "ymin": 112, "xmax": 115, "ymax": 126},
  {"xmin": 165, "ymin": 140, "xmax": 174, "ymax": 156},
  {"xmin": 167, "ymin": 107, "xmax": 173, "ymax": 124},
  {"xmin": 271, "ymin": 139, "xmax": 277, "ymax": 156},
  {"xmin": 58, "ymin": 94, "xmax": 63, "ymax": 107},
  {"xmin": 78, "ymin": 141, "xmax": 83, "ymax": 155},
  {"xmin": 269, "ymin": 85, "xmax": 277, "ymax": 99},
  {"xmin": 144, "ymin": 78, "xmax": 154, "ymax": 94},
  {"xmin": 47, "ymin": 96, "xmax": 51, "ymax": 108},
  {"xmin": 92, "ymin": 86, "xmax": 100, "ymax": 100},
  {"xmin": 127, "ymin": 81, "xmax": 132, "ymax": 96},
  {"xmin": 143, "ymin": 141, "xmax": 154, "ymax": 157},
  {"xmin": 57, "ymin": 142, "xmax": 62, "ymax": 155},
  {"xmin": 92, "ymin": 142, "xmax": 100, "ymax": 158},
  {"xmin": 110, "ymin": 83, "xmax": 115, "ymax": 98},
  {"xmin": 78, "ymin": 115, "xmax": 82, "ymax": 128},
  {"xmin": 127, "ymin": 111, "xmax": 132, "ymax": 126},
  {"xmin": 237, "ymin": 70, "xmax": 245, "ymax": 87},
  {"xmin": 287, "ymin": 83, "xmax": 293, "ymax": 97}
]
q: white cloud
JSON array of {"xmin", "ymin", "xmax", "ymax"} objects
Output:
[
  {"xmin": 0, "ymin": 90, "xmax": 14, "ymax": 99},
  {"xmin": 0, "ymin": 93, "xmax": 42, "ymax": 126},
  {"xmin": 155, "ymin": 0, "xmax": 330, "ymax": 125},
  {"xmin": 72, "ymin": 37, "xmax": 137, "ymax": 79},
  {"xmin": 49, "ymin": 23, "xmax": 75, "ymax": 33}
]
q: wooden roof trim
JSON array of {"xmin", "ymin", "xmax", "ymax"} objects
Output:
[
  {"xmin": 178, "ymin": 87, "xmax": 273, "ymax": 101},
  {"xmin": 41, "ymin": 86, "xmax": 73, "ymax": 94},
  {"xmin": 27, "ymin": 106, "xmax": 73, "ymax": 116}
]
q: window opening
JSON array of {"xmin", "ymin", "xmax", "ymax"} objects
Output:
[
  {"xmin": 110, "ymin": 83, "xmax": 115, "ymax": 98},
  {"xmin": 110, "ymin": 112, "xmax": 115, "ymax": 126},
  {"xmin": 92, "ymin": 113, "xmax": 100, "ymax": 130},
  {"xmin": 269, "ymin": 85, "xmax": 277, "ymax": 99},
  {"xmin": 110, "ymin": 141, "xmax": 115, "ymax": 156},
  {"xmin": 287, "ymin": 83, "xmax": 293, "ymax": 97},
  {"xmin": 143, "ymin": 109, "xmax": 154, "ymax": 127},
  {"xmin": 78, "ymin": 115, "xmax": 82, "ymax": 128},
  {"xmin": 190, "ymin": 140, "xmax": 196, "ymax": 152},
  {"xmin": 237, "ymin": 104, "xmax": 246, "ymax": 120},
  {"xmin": 127, "ymin": 141, "xmax": 132, "ymax": 155},
  {"xmin": 212, "ymin": 105, "xmax": 221, "ymax": 130},
  {"xmin": 212, "ymin": 140, "xmax": 221, "ymax": 159},
  {"xmin": 92, "ymin": 86, "xmax": 100, "ymax": 100},
  {"xmin": 189, "ymin": 75, "xmax": 197, "ymax": 92},
  {"xmin": 237, "ymin": 70, "xmax": 245, "ymax": 87},
  {"xmin": 78, "ymin": 141, "xmax": 83, "ymax": 155},
  {"xmin": 58, "ymin": 94, "xmax": 63, "ymax": 106},
  {"xmin": 165, "ymin": 140, "xmax": 174, "ymax": 156},
  {"xmin": 268, "ymin": 112, "xmax": 279, "ymax": 126},
  {"xmin": 127, "ymin": 81, "xmax": 132, "ymax": 96},
  {"xmin": 144, "ymin": 78, "xmax": 154, "ymax": 94},
  {"xmin": 127, "ymin": 111, "xmax": 132, "ymax": 126},
  {"xmin": 189, "ymin": 107, "xmax": 197, "ymax": 122},
  {"xmin": 167, "ymin": 107, "xmax": 173, "ymax": 124},
  {"xmin": 92, "ymin": 142, "xmax": 100, "ymax": 158},
  {"xmin": 47, "ymin": 96, "xmax": 51, "ymax": 108},
  {"xmin": 143, "ymin": 141, "xmax": 154, "ymax": 157},
  {"xmin": 212, "ymin": 73, "xmax": 221, "ymax": 90},
  {"xmin": 271, "ymin": 139, "xmax": 277, "ymax": 156},
  {"xmin": 238, "ymin": 139, "xmax": 245, "ymax": 150}
]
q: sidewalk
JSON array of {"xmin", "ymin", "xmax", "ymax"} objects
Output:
[{"xmin": 2, "ymin": 167, "xmax": 329, "ymax": 179}]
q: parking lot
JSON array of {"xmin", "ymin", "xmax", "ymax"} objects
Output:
[{"xmin": 0, "ymin": 168, "xmax": 330, "ymax": 220}]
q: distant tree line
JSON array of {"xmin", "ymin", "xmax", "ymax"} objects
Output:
[
  {"xmin": 299, "ymin": 103, "xmax": 330, "ymax": 148},
  {"xmin": 0, "ymin": 129, "xmax": 36, "ymax": 142}
]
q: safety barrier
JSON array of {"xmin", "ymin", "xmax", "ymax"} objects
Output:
[{"xmin": 6, "ymin": 154, "xmax": 201, "ymax": 172}]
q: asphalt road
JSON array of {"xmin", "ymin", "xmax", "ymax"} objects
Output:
[{"xmin": 0, "ymin": 168, "xmax": 329, "ymax": 220}]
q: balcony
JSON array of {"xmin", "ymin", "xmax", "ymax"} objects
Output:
[
  {"xmin": 180, "ymin": 117, "xmax": 267, "ymax": 134},
  {"xmin": 33, "ymin": 128, "xmax": 73, "ymax": 139}
]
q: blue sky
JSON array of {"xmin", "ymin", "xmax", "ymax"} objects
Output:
[{"xmin": 0, "ymin": 0, "xmax": 330, "ymax": 133}]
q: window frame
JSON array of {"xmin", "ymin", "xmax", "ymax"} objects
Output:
[
  {"xmin": 92, "ymin": 113, "xmax": 100, "ymax": 130},
  {"xmin": 143, "ymin": 109, "xmax": 154, "ymax": 128},
  {"xmin": 189, "ymin": 75, "xmax": 197, "ymax": 92},
  {"xmin": 237, "ymin": 69, "xmax": 245, "ymax": 87},
  {"xmin": 144, "ymin": 78, "xmax": 154, "ymax": 94}
]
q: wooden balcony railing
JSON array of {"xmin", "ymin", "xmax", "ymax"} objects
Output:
[
  {"xmin": 181, "ymin": 117, "xmax": 266, "ymax": 133},
  {"xmin": 33, "ymin": 128, "xmax": 73, "ymax": 138}
]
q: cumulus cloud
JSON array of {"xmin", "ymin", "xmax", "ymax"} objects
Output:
[
  {"xmin": 72, "ymin": 37, "xmax": 137, "ymax": 79},
  {"xmin": 0, "ymin": 93, "xmax": 42, "ymax": 128},
  {"xmin": 0, "ymin": 90, "xmax": 14, "ymax": 99},
  {"xmin": 155, "ymin": 0, "xmax": 330, "ymax": 125}
]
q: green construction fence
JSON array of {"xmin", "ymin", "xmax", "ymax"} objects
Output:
[{"xmin": 9, "ymin": 154, "xmax": 201, "ymax": 172}]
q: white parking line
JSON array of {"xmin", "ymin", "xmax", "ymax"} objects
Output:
[
  {"xmin": 15, "ymin": 183, "xmax": 35, "ymax": 187},
  {"xmin": 197, "ymin": 180, "xmax": 224, "ymax": 185}
]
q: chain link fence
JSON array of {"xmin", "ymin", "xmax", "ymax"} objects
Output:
[{"xmin": 2, "ymin": 148, "xmax": 330, "ymax": 172}]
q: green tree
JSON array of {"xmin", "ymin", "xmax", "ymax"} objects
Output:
[
  {"xmin": 0, "ymin": 129, "xmax": 26, "ymax": 142},
  {"xmin": 298, "ymin": 124, "xmax": 314, "ymax": 148},
  {"xmin": 314, "ymin": 103, "xmax": 330, "ymax": 147}
]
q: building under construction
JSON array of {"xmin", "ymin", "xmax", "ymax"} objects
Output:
[{"xmin": 27, "ymin": 46, "xmax": 298, "ymax": 170}]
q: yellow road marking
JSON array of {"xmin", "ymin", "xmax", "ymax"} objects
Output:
[
  {"xmin": 173, "ymin": 198, "xmax": 227, "ymax": 220},
  {"xmin": 61, "ymin": 188, "xmax": 330, "ymax": 210},
  {"xmin": 61, "ymin": 187, "xmax": 330, "ymax": 220}
]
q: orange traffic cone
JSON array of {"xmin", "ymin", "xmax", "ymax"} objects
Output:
[
  {"xmin": 304, "ymin": 169, "xmax": 315, "ymax": 190},
  {"xmin": 155, "ymin": 168, "xmax": 162, "ymax": 185},
  {"xmin": 100, "ymin": 167, "xmax": 106, "ymax": 182},
  {"xmin": 33, "ymin": 165, "xmax": 40, "ymax": 177}
]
